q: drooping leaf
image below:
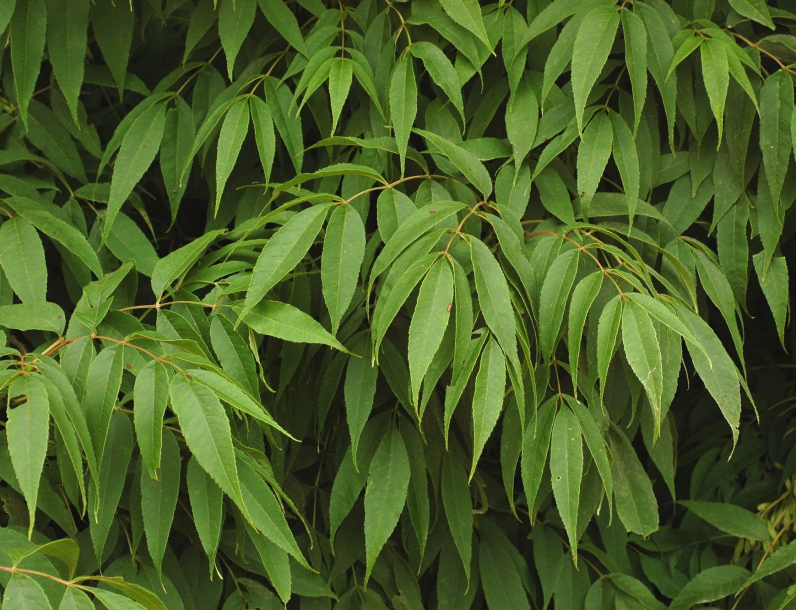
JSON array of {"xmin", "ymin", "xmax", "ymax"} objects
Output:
[
  {"xmin": 328, "ymin": 58, "xmax": 353, "ymax": 135},
  {"xmin": 760, "ymin": 70, "xmax": 794, "ymax": 206},
  {"xmin": 442, "ymin": 454, "xmax": 473, "ymax": 581},
  {"xmin": 415, "ymin": 128, "xmax": 493, "ymax": 197},
  {"xmin": 322, "ymin": 204, "xmax": 366, "ymax": 334},
  {"xmin": 44, "ymin": 0, "xmax": 88, "ymax": 122},
  {"xmin": 10, "ymin": 0, "xmax": 46, "ymax": 127},
  {"xmin": 680, "ymin": 500, "xmax": 770, "ymax": 542},
  {"xmin": 0, "ymin": 216, "xmax": 47, "ymax": 303},
  {"xmin": 218, "ymin": 0, "xmax": 256, "ymax": 79},
  {"xmin": 669, "ymin": 566, "xmax": 751, "ymax": 610},
  {"xmin": 214, "ymin": 97, "xmax": 250, "ymax": 213},
  {"xmin": 151, "ymin": 229, "xmax": 224, "ymax": 297},
  {"xmin": 410, "ymin": 41, "xmax": 465, "ymax": 122},
  {"xmin": 622, "ymin": 299, "xmax": 664, "ymax": 436},
  {"xmin": 242, "ymin": 300, "xmax": 348, "ymax": 352},
  {"xmin": 550, "ymin": 407, "xmax": 583, "ymax": 556},
  {"xmin": 256, "ymin": 0, "xmax": 308, "ymax": 57},
  {"xmin": 700, "ymin": 38, "xmax": 729, "ymax": 145},
  {"xmin": 250, "ymin": 95, "xmax": 276, "ymax": 187},
  {"xmin": 133, "ymin": 360, "xmax": 169, "ymax": 479},
  {"xmin": 621, "ymin": 9, "xmax": 648, "ymax": 134},
  {"xmin": 186, "ymin": 456, "xmax": 224, "ymax": 565},
  {"xmin": 753, "ymin": 253, "xmax": 789, "ymax": 350},
  {"xmin": 521, "ymin": 397, "xmax": 557, "ymax": 521},
  {"xmin": 438, "ymin": 0, "xmax": 491, "ymax": 49},
  {"xmin": 90, "ymin": 0, "xmax": 133, "ymax": 97},
  {"xmin": 609, "ymin": 424, "xmax": 658, "ymax": 536},
  {"xmin": 470, "ymin": 338, "xmax": 506, "ymax": 480},
  {"xmin": 577, "ymin": 111, "xmax": 613, "ymax": 216},
  {"xmin": 538, "ymin": 249, "xmax": 580, "ymax": 361},
  {"xmin": 728, "ymin": 0, "xmax": 775, "ymax": 29},
  {"xmin": 389, "ymin": 56, "xmax": 417, "ymax": 176}
]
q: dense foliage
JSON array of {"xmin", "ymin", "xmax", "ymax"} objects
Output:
[{"xmin": 1, "ymin": 0, "xmax": 796, "ymax": 607}]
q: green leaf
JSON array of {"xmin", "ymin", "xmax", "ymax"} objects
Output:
[
  {"xmin": 534, "ymin": 165, "xmax": 575, "ymax": 225},
  {"xmin": 539, "ymin": 249, "xmax": 580, "ymax": 361},
  {"xmin": 210, "ymin": 314, "xmax": 259, "ymax": 396},
  {"xmin": 90, "ymin": 412, "xmax": 133, "ymax": 561},
  {"xmin": 90, "ymin": 0, "xmax": 133, "ymax": 98},
  {"xmin": 669, "ymin": 566, "xmax": 751, "ymax": 610},
  {"xmin": 44, "ymin": 0, "xmax": 88, "ymax": 122},
  {"xmin": 506, "ymin": 78, "xmax": 538, "ymax": 173},
  {"xmin": 242, "ymin": 204, "xmax": 331, "ymax": 318},
  {"xmin": 59, "ymin": 588, "xmax": 94, "ymax": 610},
  {"xmin": 2, "ymin": 576, "xmax": 52, "ymax": 610},
  {"xmin": 159, "ymin": 97, "xmax": 195, "ymax": 221},
  {"xmin": 577, "ymin": 111, "xmax": 613, "ymax": 215},
  {"xmin": 470, "ymin": 338, "xmax": 506, "ymax": 479},
  {"xmin": 169, "ymin": 374, "xmax": 247, "ymax": 516},
  {"xmin": 680, "ymin": 500, "xmax": 770, "ymax": 542},
  {"xmin": 250, "ymin": 96, "xmax": 276, "ymax": 187},
  {"xmin": 410, "ymin": 41, "xmax": 465, "ymax": 123},
  {"xmin": 151, "ymin": 229, "xmax": 224, "ymax": 297},
  {"xmin": 86, "ymin": 588, "xmax": 148, "ymax": 610},
  {"xmin": 521, "ymin": 397, "xmax": 557, "ymax": 521},
  {"xmin": 753, "ymin": 253, "xmax": 789, "ymax": 349},
  {"xmin": 678, "ymin": 307, "xmax": 741, "ymax": 441},
  {"xmin": 214, "ymin": 97, "xmax": 250, "ymax": 213},
  {"xmin": 83, "ymin": 346, "xmax": 124, "ymax": 462},
  {"xmin": 7, "ymin": 376, "xmax": 49, "ymax": 536},
  {"xmin": 183, "ymin": 0, "xmax": 216, "ymax": 62},
  {"xmin": 345, "ymin": 339, "xmax": 378, "ymax": 469},
  {"xmin": 242, "ymin": 300, "xmax": 348, "ymax": 352},
  {"xmin": 566, "ymin": 397, "xmax": 613, "ymax": 505},
  {"xmin": 264, "ymin": 78, "xmax": 304, "ymax": 174},
  {"xmin": 442, "ymin": 454, "xmax": 473, "ymax": 581},
  {"xmin": 700, "ymin": 38, "xmax": 729, "ymax": 144},
  {"xmin": 567, "ymin": 272, "xmax": 603, "ymax": 398},
  {"xmin": 256, "ymin": 0, "xmax": 308, "ymax": 57},
  {"xmin": 133, "ymin": 360, "xmax": 169, "ymax": 479},
  {"xmin": 322, "ymin": 204, "xmax": 366, "ymax": 334},
  {"xmin": 470, "ymin": 237, "xmax": 519, "ymax": 372},
  {"xmin": 609, "ymin": 424, "xmax": 658, "ymax": 536},
  {"xmin": 327, "ymin": 58, "xmax": 353, "ymax": 135},
  {"xmin": 408, "ymin": 258, "xmax": 453, "ymax": 407},
  {"xmin": 186, "ymin": 456, "xmax": 224, "ymax": 565},
  {"xmin": 5, "ymin": 197, "xmax": 102, "ymax": 278},
  {"xmin": 0, "ymin": 302, "xmax": 65, "ymax": 334},
  {"xmin": 105, "ymin": 102, "xmax": 167, "ymax": 240},
  {"xmin": 572, "ymin": 3, "xmax": 620, "ymax": 133},
  {"xmin": 760, "ymin": 70, "xmax": 794, "ymax": 206},
  {"xmin": 400, "ymin": 422, "xmax": 430, "ymax": 560},
  {"xmin": 0, "ymin": 216, "xmax": 47, "ymax": 303},
  {"xmin": 622, "ymin": 299, "xmax": 664, "ymax": 435},
  {"xmin": 104, "ymin": 212, "xmax": 159, "ymax": 278},
  {"xmin": 610, "ymin": 112, "xmax": 640, "ymax": 224},
  {"xmin": 479, "ymin": 529, "xmax": 531, "ymax": 610},
  {"xmin": 597, "ymin": 295, "xmax": 622, "ymax": 398},
  {"xmin": 728, "ymin": 0, "xmax": 775, "ymax": 29},
  {"xmin": 10, "ymin": 0, "xmax": 46, "ymax": 127},
  {"xmin": 550, "ymin": 407, "xmax": 583, "ymax": 556},
  {"xmin": 218, "ymin": 0, "xmax": 256, "ymax": 79},
  {"xmin": 415, "ymin": 128, "xmax": 493, "ymax": 198},
  {"xmin": 364, "ymin": 426, "xmax": 411, "ymax": 583},
  {"xmin": 741, "ymin": 541, "xmax": 796, "ymax": 589},
  {"xmin": 438, "ymin": 0, "xmax": 491, "ymax": 49},
  {"xmin": 389, "ymin": 56, "xmax": 417, "ymax": 176},
  {"xmin": 140, "ymin": 429, "xmax": 181, "ymax": 576},
  {"xmin": 621, "ymin": 9, "xmax": 648, "ymax": 134}
]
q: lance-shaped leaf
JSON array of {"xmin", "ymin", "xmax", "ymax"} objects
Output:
[
  {"xmin": 264, "ymin": 78, "xmax": 304, "ymax": 173},
  {"xmin": 506, "ymin": 78, "xmax": 538, "ymax": 174},
  {"xmin": 133, "ymin": 360, "xmax": 170, "ymax": 479},
  {"xmin": 535, "ymin": 165, "xmax": 575, "ymax": 225},
  {"xmin": 521, "ymin": 397, "xmax": 557, "ymax": 521},
  {"xmin": 0, "ymin": 302, "xmax": 65, "ymax": 334},
  {"xmin": 3, "ymin": 575, "xmax": 51, "ymax": 609},
  {"xmin": 728, "ymin": 0, "xmax": 775, "ymax": 29},
  {"xmin": 364, "ymin": 426, "xmax": 411, "ymax": 584},
  {"xmin": 622, "ymin": 299, "xmax": 664, "ymax": 436},
  {"xmin": 322, "ymin": 204, "xmax": 366, "ymax": 334},
  {"xmin": 0, "ymin": 216, "xmax": 47, "ymax": 303},
  {"xmin": 753, "ymin": 252, "xmax": 789, "ymax": 350},
  {"xmin": 169, "ymin": 374, "xmax": 247, "ymax": 517},
  {"xmin": 610, "ymin": 112, "xmax": 640, "ymax": 224},
  {"xmin": 160, "ymin": 97, "xmax": 195, "ymax": 222},
  {"xmin": 538, "ymin": 249, "xmax": 580, "ymax": 361},
  {"xmin": 400, "ymin": 422, "xmax": 430, "ymax": 559},
  {"xmin": 471, "ymin": 237, "xmax": 520, "ymax": 372},
  {"xmin": 479, "ymin": 523, "xmax": 531, "ymax": 610},
  {"xmin": 242, "ymin": 204, "xmax": 331, "ymax": 318},
  {"xmin": 83, "ymin": 346, "xmax": 124, "ymax": 462},
  {"xmin": 678, "ymin": 307, "xmax": 741, "ymax": 441},
  {"xmin": 215, "ymin": 98, "xmax": 250, "ymax": 213},
  {"xmin": 567, "ymin": 271, "xmax": 603, "ymax": 394},
  {"xmin": 760, "ymin": 70, "xmax": 794, "ymax": 205},
  {"xmin": 410, "ymin": 41, "xmax": 465, "ymax": 122},
  {"xmin": 328, "ymin": 58, "xmax": 353, "ymax": 135},
  {"xmin": 470, "ymin": 338, "xmax": 506, "ymax": 480},
  {"xmin": 390, "ymin": 56, "xmax": 417, "ymax": 176},
  {"xmin": 442, "ymin": 454, "xmax": 473, "ymax": 581},
  {"xmin": 90, "ymin": 0, "xmax": 133, "ymax": 97},
  {"xmin": 438, "ymin": 0, "xmax": 491, "ymax": 49},
  {"xmin": 250, "ymin": 95, "xmax": 276, "ymax": 186},
  {"xmin": 669, "ymin": 566, "xmax": 751, "ymax": 610},
  {"xmin": 10, "ymin": 0, "xmax": 46, "ymax": 127},
  {"xmin": 45, "ymin": 0, "xmax": 88, "ymax": 122},
  {"xmin": 408, "ymin": 258, "xmax": 453, "ymax": 407},
  {"xmin": 140, "ymin": 429, "xmax": 181, "ymax": 577},
  {"xmin": 7, "ymin": 376, "xmax": 49, "ymax": 537},
  {"xmin": 700, "ymin": 38, "xmax": 729, "ymax": 145},
  {"xmin": 577, "ymin": 111, "xmax": 613, "ymax": 216},
  {"xmin": 415, "ymin": 128, "xmax": 493, "ymax": 198},
  {"xmin": 597, "ymin": 295, "xmax": 623, "ymax": 397},
  {"xmin": 186, "ymin": 456, "xmax": 224, "ymax": 565},
  {"xmin": 565, "ymin": 396, "xmax": 613, "ymax": 504},
  {"xmin": 609, "ymin": 424, "xmax": 658, "ymax": 536},
  {"xmin": 377, "ymin": 188, "xmax": 417, "ymax": 242},
  {"xmin": 105, "ymin": 102, "xmax": 167, "ymax": 240},
  {"xmin": 550, "ymin": 407, "xmax": 583, "ymax": 556},
  {"xmin": 572, "ymin": 3, "xmax": 619, "ymax": 133},
  {"xmin": 90, "ymin": 412, "xmax": 133, "ymax": 561},
  {"xmin": 256, "ymin": 0, "xmax": 308, "ymax": 57},
  {"xmin": 621, "ymin": 9, "xmax": 647, "ymax": 134},
  {"xmin": 184, "ymin": 0, "xmax": 216, "ymax": 62},
  {"xmin": 151, "ymin": 229, "xmax": 224, "ymax": 297},
  {"xmin": 218, "ymin": 0, "xmax": 256, "ymax": 79},
  {"xmin": 242, "ymin": 300, "xmax": 348, "ymax": 352},
  {"xmin": 345, "ymin": 338, "xmax": 378, "ymax": 469},
  {"xmin": 680, "ymin": 500, "xmax": 770, "ymax": 542}
]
